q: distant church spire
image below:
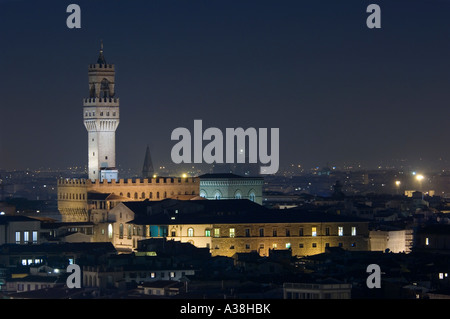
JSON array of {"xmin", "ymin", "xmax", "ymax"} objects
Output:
[{"xmin": 142, "ymin": 145, "xmax": 154, "ymax": 179}]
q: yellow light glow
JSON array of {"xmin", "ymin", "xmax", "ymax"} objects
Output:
[
  {"xmin": 395, "ymin": 180, "xmax": 401, "ymax": 186},
  {"xmin": 182, "ymin": 173, "xmax": 187, "ymax": 178},
  {"xmin": 416, "ymin": 174, "xmax": 424, "ymax": 181}
]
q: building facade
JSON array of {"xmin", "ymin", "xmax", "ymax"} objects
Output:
[
  {"xmin": 199, "ymin": 173, "xmax": 264, "ymax": 205},
  {"xmin": 57, "ymin": 177, "xmax": 199, "ymax": 222},
  {"xmin": 103, "ymin": 200, "xmax": 370, "ymax": 257}
]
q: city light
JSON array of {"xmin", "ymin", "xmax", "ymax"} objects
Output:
[{"xmin": 416, "ymin": 174, "xmax": 424, "ymax": 181}]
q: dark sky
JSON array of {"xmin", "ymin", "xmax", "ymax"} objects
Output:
[{"xmin": 1, "ymin": 0, "xmax": 450, "ymax": 173}]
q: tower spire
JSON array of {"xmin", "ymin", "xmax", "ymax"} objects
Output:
[{"xmin": 97, "ymin": 40, "xmax": 106, "ymax": 65}]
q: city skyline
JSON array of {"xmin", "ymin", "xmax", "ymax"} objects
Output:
[{"xmin": 1, "ymin": 0, "xmax": 450, "ymax": 175}]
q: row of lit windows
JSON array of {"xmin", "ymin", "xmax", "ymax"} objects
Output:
[
  {"xmin": 15, "ymin": 231, "xmax": 38, "ymax": 244},
  {"xmin": 173, "ymin": 226, "xmax": 358, "ymax": 238},
  {"xmin": 213, "ymin": 242, "xmax": 358, "ymax": 250},
  {"xmin": 106, "ymin": 225, "xmax": 359, "ymax": 241},
  {"xmin": 60, "ymin": 190, "xmax": 197, "ymax": 201}
]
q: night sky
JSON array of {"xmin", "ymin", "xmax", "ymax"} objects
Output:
[{"xmin": 1, "ymin": 0, "xmax": 450, "ymax": 174}]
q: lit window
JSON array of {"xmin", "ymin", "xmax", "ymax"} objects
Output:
[
  {"xmin": 249, "ymin": 192, "xmax": 256, "ymax": 202},
  {"xmin": 351, "ymin": 227, "xmax": 357, "ymax": 236},
  {"xmin": 15, "ymin": 231, "xmax": 21, "ymax": 244},
  {"xmin": 205, "ymin": 229, "xmax": 211, "ymax": 237},
  {"xmin": 214, "ymin": 228, "xmax": 220, "ymax": 237},
  {"xmin": 286, "ymin": 243, "xmax": 291, "ymax": 249},
  {"xmin": 108, "ymin": 224, "xmax": 113, "ymax": 239},
  {"xmin": 273, "ymin": 243, "xmax": 277, "ymax": 249},
  {"xmin": 425, "ymin": 237, "xmax": 429, "ymax": 246},
  {"xmin": 338, "ymin": 227, "xmax": 344, "ymax": 236},
  {"xmin": 312, "ymin": 227, "xmax": 317, "ymax": 237},
  {"xmin": 188, "ymin": 228, "xmax": 194, "ymax": 237},
  {"xmin": 229, "ymin": 228, "xmax": 235, "ymax": 238},
  {"xmin": 439, "ymin": 273, "xmax": 444, "ymax": 280},
  {"xmin": 23, "ymin": 231, "xmax": 29, "ymax": 243}
]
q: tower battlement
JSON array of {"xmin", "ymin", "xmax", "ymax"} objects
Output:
[
  {"xmin": 89, "ymin": 63, "xmax": 115, "ymax": 70},
  {"xmin": 57, "ymin": 178, "xmax": 88, "ymax": 185},
  {"xmin": 58, "ymin": 177, "xmax": 198, "ymax": 186},
  {"xmin": 83, "ymin": 97, "xmax": 120, "ymax": 106},
  {"xmin": 90, "ymin": 177, "xmax": 198, "ymax": 186}
]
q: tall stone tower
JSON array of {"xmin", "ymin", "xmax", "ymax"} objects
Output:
[{"xmin": 83, "ymin": 43, "xmax": 120, "ymax": 181}]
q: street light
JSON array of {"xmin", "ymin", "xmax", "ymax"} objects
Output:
[
  {"xmin": 395, "ymin": 180, "xmax": 401, "ymax": 195},
  {"xmin": 416, "ymin": 174, "xmax": 424, "ymax": 195}
]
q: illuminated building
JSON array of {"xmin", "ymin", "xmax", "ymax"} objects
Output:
[
  {"xmin": 103, "ymin": 199, "xmax": 370, "ymax": 256},
  {"xmin": 57, "ymin": 46, "xmax": 199, "ymax": 222}
]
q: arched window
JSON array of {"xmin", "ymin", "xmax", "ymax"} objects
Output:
[
  {"xmin": 248, "ymin": 190, "xmax": 256, "ymax": 202},
  {"xmin": 134, "ymin": 192, "xmax": 138, "ymax": 199},
  {"xmin": 127, "ymin": 224, "xmax": 132, "ymax": 239},
  {"xmin": 157, "ymin": 192, "xmax": 160, "ymax": 199},
  {"xmin": 149, "ymin": 192, "xmax": 153, "ymax": 199},
  {"xmin": 127, "ymin": 192, "xmax": 130, "ymax": 198},
  {"xmin": 188, "ymin": 228, "xmax": 194, "ymax": 237},
  {"xmin": 214, "ymin": 190, "xmax": 222, "ymax": 200},
  {"xmin": 235, "ymin": 190, "xmax": 242, "ymax": 199},
  {"xmin": 141, "ymin": 192, "xmax": 145, "ymax": 199}
]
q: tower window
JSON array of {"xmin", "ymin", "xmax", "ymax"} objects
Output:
[{"xmin": 105, "ymin": 156, "xmax": 108, "ymax": 160}]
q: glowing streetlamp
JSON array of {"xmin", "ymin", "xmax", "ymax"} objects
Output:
[
  {"xmin": 395, "ymin": 180, "xmax": 401, "ymax": 194},
  {"xmin": 415, "ymin": 174, "xmax": 424, "ymax": 194}
]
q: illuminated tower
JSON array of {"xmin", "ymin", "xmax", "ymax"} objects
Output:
[{"xmin": 83, "ymin": 42, "xmax": 120, "ymax": 181}]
